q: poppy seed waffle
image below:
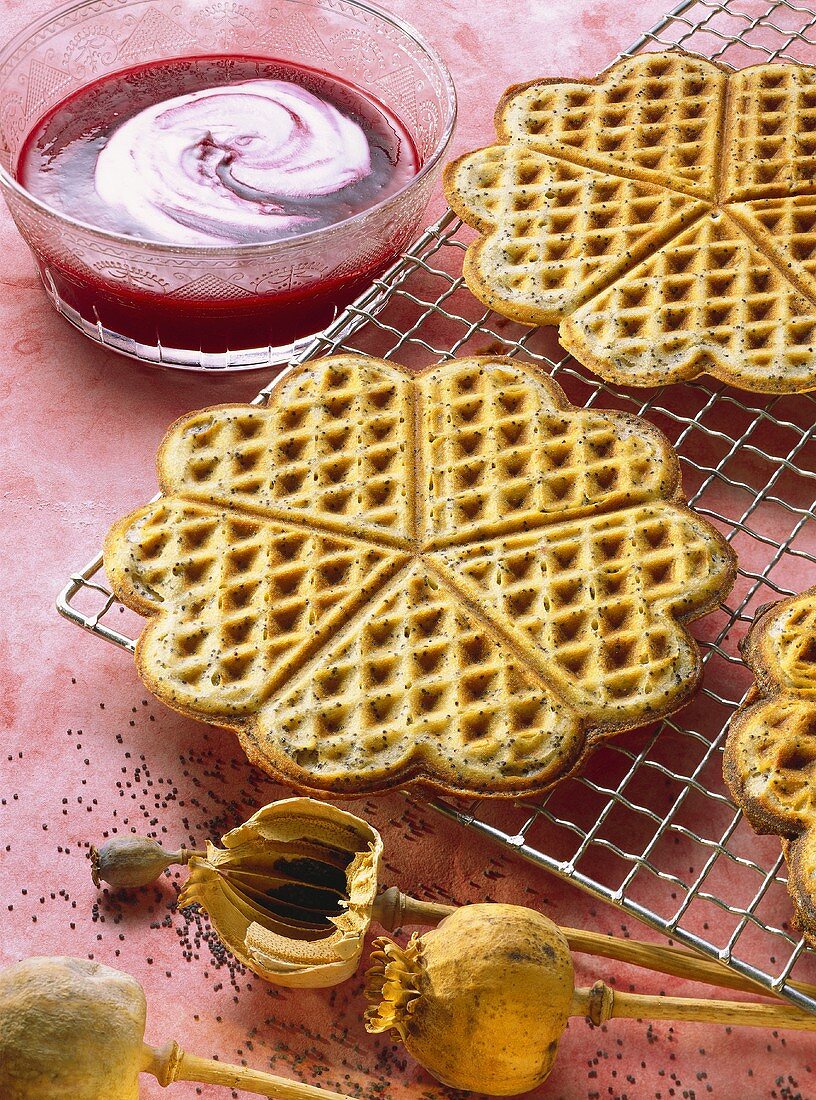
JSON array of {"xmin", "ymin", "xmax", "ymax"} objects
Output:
[
  {"xmin": 104, "ymin": 353, "xmax": 736, "ymax": 798},
  {"xmin": 445, "ymin": 51, "xmax": 816, "ymax": 393},
  {"xmin": 724, "ymin": 587, "xmax": 816, "ymax": 944}
]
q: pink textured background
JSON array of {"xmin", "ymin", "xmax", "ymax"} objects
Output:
[{"xmin": 1, "ymin": 2, "xmax": 814, "ymax": 1098}]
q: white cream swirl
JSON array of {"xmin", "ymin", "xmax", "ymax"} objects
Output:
[{"xmin": 94, "ymin": 79, "xmax": 372, "ymax": 245}]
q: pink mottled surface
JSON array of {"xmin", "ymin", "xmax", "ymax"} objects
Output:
[{"xmin": 1, "ymin": 2, "xmax": 815, "ymax": 1099}]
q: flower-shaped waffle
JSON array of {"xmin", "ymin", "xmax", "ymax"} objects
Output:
[
  {"xmin": 724, "ymin": 587, "xmax": 816, "ymax": 943},
  {"xmin": 104, "ymin": 354, "xmax": 736, "ymax": 798},
  {"xmin": 445, "ymin": 51, "xmax": 816, "ymax": 393}
]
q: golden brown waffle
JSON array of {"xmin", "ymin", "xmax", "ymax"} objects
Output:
[
  {"xmin": 105, "ymin": 353, "xmax": 736, "ymax": 798},
  {"xmin": 445, "ymin": 51, "xmax": 816, "ymax": 393},
  {"xmin": 724, "ymin": 587, "xmax": 816, "ymax": 944}
]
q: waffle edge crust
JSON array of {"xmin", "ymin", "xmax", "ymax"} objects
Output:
[
  {"xmin": 724, "ymin": 587, "xmax": 816, "ymax": 944},
  {"xmin": 104, "ymin": 353, "xmax": 736, "ymax": 799},
  {"xmin": 445, "ymin": 50, "xmax": 816, "ymax": 394}
]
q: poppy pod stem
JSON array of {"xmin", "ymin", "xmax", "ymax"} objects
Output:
[
  {"xmin": 143, "ymin": 1039, "xmax": 353, "ymax": 1098},
  {"xmin": 371, "ymin": 886, "xmax": 455, "ymax": 931},
  {"xmin": 373, "ymin": 888, "xmax": 816, "ymax": 1002},
  {"xmin": 572, "ymin": 980, "xmax": 816, "ymax": 1033}
]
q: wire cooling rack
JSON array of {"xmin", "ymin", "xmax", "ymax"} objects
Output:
[{"xmin": 59, "ymin": 0, "xmax": 816, "ymax": 1012}]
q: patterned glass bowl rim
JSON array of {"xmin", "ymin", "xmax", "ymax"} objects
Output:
[{"xmin": 0, "ymin": 0, "xmax": 457, "ymax": 254}]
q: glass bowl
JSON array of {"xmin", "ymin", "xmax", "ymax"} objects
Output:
[{"xmin": 0, "ymin": 0, "xmax": 456, "ymax": 371}]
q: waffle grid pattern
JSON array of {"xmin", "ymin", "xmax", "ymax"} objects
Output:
[
  {"xmin": 59, "ymin": 0, "xmax": 816, "ymax": 1013},
  {"xmin": 106, "ymin": 355, "xmax": 731, "ymax": 796},
  {"xmin": 106, "ymin": 499, "xmax": 408, "ymax": 717},
  {"xmin": 724, "ymin": 588, "xmax": 816, "ymax": 940},
  {"xmin": 158, "ymin": 365, "xmax": 417, "ymax": 546},
  {"xmin": 447, "ymin": 30, "xmax": 816, "ymax": 392}
]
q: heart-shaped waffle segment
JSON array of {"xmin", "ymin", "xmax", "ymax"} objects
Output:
[
  {"xmin": 445, "ymin": 51, "xmax": 816, "ymax": 393},
  {"xmin": 724, "ymin": 587, "xmax": 816, "ymax": 943},
  {"xmin": 105, "ymin": 354, "xmax": 736, "ymax": 798}
]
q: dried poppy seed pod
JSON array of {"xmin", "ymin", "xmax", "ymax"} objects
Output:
[
  {"xmin": 177, "ymin": 798, "xmax": 383, "ymax": 988},
  {"xmin": 91, "ymin": 836, "xmax": 189, "ymax": 889},
  {"xmin": 90, "ymin": 798, "xmax": 386, "ymax": 988},
  {"xmin": 0, "ymin": 956, "xmax": 146, "ymax": 1099},
  {"xmin": 365, "ymin": 903, "xmax": 574, "ymax": 1095},
  {"xmin": 365, "ymin": 910, "xmax": 816, "ymax": 1097},
  {"xmin": 0, "ymin": 956, "xmax": 352, "ymax": 1099}
]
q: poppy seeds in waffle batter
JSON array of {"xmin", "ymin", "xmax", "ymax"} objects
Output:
[
  {"xmin": 445, "ymin": 51, "xmax": 816, "ymax": 393},
  {"xmin": 725, "ymin": 586, "xmax": 816, "ymax": 944},
  {"xmin": 104, "ymin": 353, "xmax": 736, "ymax": 798}
]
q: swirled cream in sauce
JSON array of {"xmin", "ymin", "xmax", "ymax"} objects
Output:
[{"xmin": 18, "ymin": 57, "xmax": 419, "ymax": 246}]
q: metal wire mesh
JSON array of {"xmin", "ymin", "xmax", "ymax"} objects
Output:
[{"xmin": 58, "ymin": 0, "xmax": 816, "ymax": 1011}]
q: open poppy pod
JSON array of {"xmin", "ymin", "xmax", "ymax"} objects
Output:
[{"xmin": 177, "ymin": 798, "xmax": 383, "ymax": 988}]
